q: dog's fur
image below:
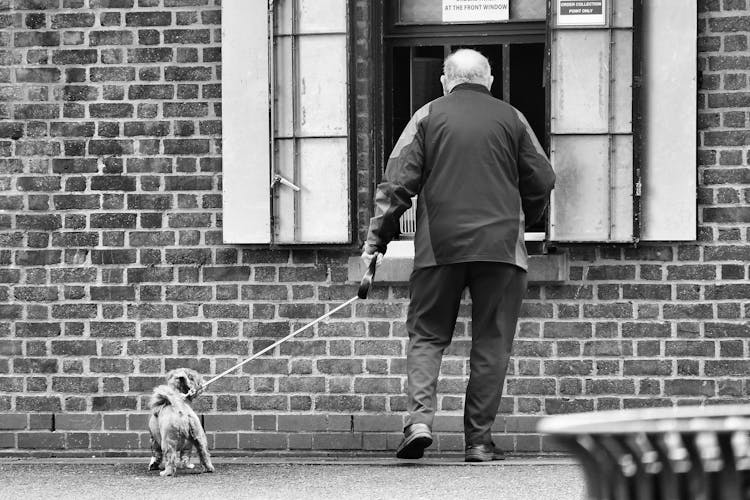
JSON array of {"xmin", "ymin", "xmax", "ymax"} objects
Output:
[{"xmin": 148, "ymin": 368, "xmax": 214, "ymax": 476}]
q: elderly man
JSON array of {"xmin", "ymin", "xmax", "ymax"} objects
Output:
[{"xmin": 362, "ymin": 49, "xmax": 555, "ymax": 462}]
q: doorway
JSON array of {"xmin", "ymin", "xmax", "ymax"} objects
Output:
[{"xmin": 378, "ymin": 5, "xmax": 548, "ymax": 235}]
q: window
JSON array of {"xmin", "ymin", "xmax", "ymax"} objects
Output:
[
  {"xmin": 222, "ymin": 0, "xmax": 351, "ymax": 244},
  {"xmin": 547, "ymin": 0, "xmax": 637, "ymax": 241},
  {"xmin": 548, "ymin": 0, "xmax": 696, "ymax": 242},
  {"xmin": 382, "ymin": 0, "xmax": 548, "ymax": 238},
  {"xmin": 221, "ymin": 0, "xmax": 697, "ymax": 248},
  {"xmin": 379, "ymin": 0, "xmax": 697, "ymax": 244}
]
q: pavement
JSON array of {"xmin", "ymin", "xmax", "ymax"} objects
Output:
[{"xmin": 0, "ymin": 456, "xmax": 586, "ymax": 500}]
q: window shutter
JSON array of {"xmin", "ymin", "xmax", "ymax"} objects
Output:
[
  {"xmin": 221, "ymin": 0, "xmax": 272, "ymax": 244},
  {"xmin": 272, "ymin": 0, "xmax": 351, "ymax": 244},
  {"xmin": 547, "ymin": 0, "xmax": 636, "ymax": 242},
  {"xmin": 639, "ymin": 0, "xmax": 697, "ymax": 241}
]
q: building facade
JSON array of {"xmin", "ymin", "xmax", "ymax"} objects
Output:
[{"xmin": 0, "ymin": 0, "xmax": 749, "ymax": 456}]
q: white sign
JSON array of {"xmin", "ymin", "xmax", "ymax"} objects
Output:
[
  {"xmin": 442, "ymin": 0, "xmax": 509, "ymax": 23},
  {"xmin": 556, "ymin": 0, "xmax": 606, "ymax": 26}
]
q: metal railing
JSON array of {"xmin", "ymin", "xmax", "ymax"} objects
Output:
[
  {"xmin": 399, "ymin": 196, "xmax": 418, "ymax": 237},
  {"xmin": 538, "ymin": 404, "xmax": 750, "ymax": 500}
]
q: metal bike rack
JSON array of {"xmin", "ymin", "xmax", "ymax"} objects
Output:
[{"xmin": 538, "ymin": 404, "xmax": 750, "ymax": 500}]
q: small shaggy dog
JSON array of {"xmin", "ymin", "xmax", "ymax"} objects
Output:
[{"xmin": 148, "ymin": 368, "xmax": 214, "ymax": 476}]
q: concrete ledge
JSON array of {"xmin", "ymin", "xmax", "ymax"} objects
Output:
[{"xmin": 348, "ymin": 241, "xmax": 568, "ymax": 284}]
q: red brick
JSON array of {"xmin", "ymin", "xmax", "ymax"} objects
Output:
[
  {"xmin": 585, "ymin": 379, "xmax": 635, "ymax": 395},
  {"xmin": 90, "ymin": 432, "xmax": 141, "ymax": 449},
  {"xmin": 14, "ymin": 323, "xmax": 60, "ymax": 338},
  {"xmin": 15, "ymin": 68, "xmax": 61, "ymax": 82},
  {"xmin": 211, "ymin": 432, "xmax": 239, "ymax": 449},
  {"xmin": 55, "ymin": 413, "xmax": 101, "ymax": 430},
  {"xmin": 353, "ymin": 377, "xmax": 401, "ymax": 394},
  {"xmin": 52, "ymin": 377, "xmax": 99, "ymax": 393},
  {"xmin": 52, "ymin": 13, "xmax": 95, "ymax": 28},
  {"xmin": 92, "ymin": 396, "xmax": 137, "ymax": 411},
  {"xmin": 13, "ymin": 358, "xmax": 58, "ymax": 374},
  {"xmin": 544, "ymin": 398, "xmax": 594, "ymax": 415},
  {"xmin": 312, "ymin": 433, "xmax": 362, "ymax": 450},
  {"xmin": 706, "ymin": 360, "xmax": 750, "ymax": 376},
  {"xmin": 0, "ymin": 414, "xmax": 27, "ymax": 430},
  {"xmin": 623, "ymin": 360, "xmax": 672, "ymax": 376},
  {"xmin": 354, "ymin": 340, "xmax": 402, "ymax": 356},
  {"xmin": 238, "ymin": 432, "xmax": 287, "ymax": 450},
  {"xmin": 314, "ymin": 395, "xmax": 362, "ymax": 412},
  {"xmin": 18, "ymin": 432, "xmax": 65, "ymax": 449},
  {"xmin": 0, "ymin": 432, "xmax": 15, "ymax": 448},
  {"xmin": 277, "ymin": 415, "xmax": 326, "ymax": 432},
  {"xmin": 239, "ymin": 396, "xmax": 287, "ymax": 411},
  {"xmin": 507, "ymin": 378, "xmax": 556, "ymax": 395},
  {"xmin": 665, "ymin": 379, "xmax": 715, "ymax": 397},
  {"xmin": 127, "ymin": 413, "xmax": 149, "ymax": 431},
  {"xmin": 435, "ymin": 434, "xmax": 464, "ymax": 452},
  {"xmin": 52, "ymin": 49, "xmax": 97, "ymax": 65},
  {"xmin": 203, "ymin": 414, "xmax": 253, "ymax": 432},
  {"xmin": 317, "ymin": 359, "xmax": 362, "ymax": 375},
  {"xmin": 585, "ymin": 265, "xmax": 636, "ymax": 280},
  {"xmin": 352, "ymin": 415, "xmax": 402, "ymax": 432},
  {"xmin": 622, "ymin": 323, "xmax": 669, "ymax": 340},
  {"xmin": 14, "ymin": 31, "xmax": 59, "ymax": 47},
  {"xmin": 279, "ymin": 340, "xmax": 326, "ymax": 356}
]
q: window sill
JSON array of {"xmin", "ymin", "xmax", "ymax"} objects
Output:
[{"xmin": 348, "ymin": 240, "xmax": 568, "ymax": 284}]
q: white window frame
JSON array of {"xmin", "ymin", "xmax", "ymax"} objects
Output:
[{"xmin": 222, "ymin": 0, "xmax": 352, "ymax": 245}]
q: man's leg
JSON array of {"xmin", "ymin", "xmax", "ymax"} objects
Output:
[
  {"xmin": 405, "ymin": 264, "xmax": 467, "ymax": 430},
  {"xmin": 464, "ymin": 262, "xmax": 527, "ymax": 447}
]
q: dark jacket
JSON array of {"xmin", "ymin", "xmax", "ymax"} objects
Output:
[{"xmin": 366, "ymin": 83, "xmax": 555, "ymax": 271}]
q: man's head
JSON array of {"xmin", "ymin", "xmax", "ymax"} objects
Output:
[{"xmin": 441, "ymin": 49, "xmax": 494, "ymax": 95}]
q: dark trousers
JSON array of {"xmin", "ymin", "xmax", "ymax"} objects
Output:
[{"xmin": 404, "ymin": 262, "xmax": 528, "ymax": 446}]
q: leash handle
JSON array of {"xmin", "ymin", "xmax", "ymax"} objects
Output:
[{"xmin": 358, "ymin": 252, "xmax": 379, "ymax": 299}]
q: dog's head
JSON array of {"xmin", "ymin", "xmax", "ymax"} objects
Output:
[{"xmin": 166, "ymin": 368, "xmax": 203, "ymax": 402}]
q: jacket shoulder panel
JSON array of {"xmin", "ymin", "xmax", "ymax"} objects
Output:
[{"xmin": 389, "ymin": 102, "xmax": 431, "ymax": 160}]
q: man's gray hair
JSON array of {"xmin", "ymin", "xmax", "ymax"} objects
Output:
[{"xmin": 443, "ymin": 49, "xmax": 491, "ymax": 88}]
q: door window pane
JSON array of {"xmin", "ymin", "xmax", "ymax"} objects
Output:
[
  {"xmin": 412, "ymin": 46, "xmax": 444, "ymax": 112},
  {"xmin": 509, "ymin": 43, "xmax": 545, "ymax": 143},
  {"xmin": 271, "ymin": 0, "xmax": 350, "ymax": 244},
  {"xmin": 392, "ymin": 46, "xmax": 412, "ymax": 150},
  {"xmin": 390, "ymin": 46, "xmax": 444, "ymax": 149}
]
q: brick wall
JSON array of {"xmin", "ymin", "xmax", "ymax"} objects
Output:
[{"xmin": 0, "ymin": 0, "xmax": 749, "ymax": 456}]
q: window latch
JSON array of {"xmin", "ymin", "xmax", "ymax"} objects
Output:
[{"xmin": 271, "ymin": 174, "xmax": 301, "ymax": 192}]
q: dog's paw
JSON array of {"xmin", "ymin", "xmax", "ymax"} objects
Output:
[
  {"xmin": 182, "ymin": 462, "xmax": 195, "ymax": 470},
  {"xmin": 159, "ymin": 470, "xmax": 174, "ymax": 477},
  {"xmin": 203, "ymin": 464, "xmax": 215, "ymax": 473},
  {"xmin": 148, "ymin": 457, "xmax": 160, "ymax": 471}
]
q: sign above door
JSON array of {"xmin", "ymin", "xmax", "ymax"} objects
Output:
[{"xmin": 442, "ymin": 0, "xmax": 510, "ymax": 23}]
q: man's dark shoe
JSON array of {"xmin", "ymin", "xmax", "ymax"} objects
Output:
[
  {"xmin": 465, "ymin": 443, "xmax": 506, "ymax": 462},
  {"xmin": 396, "ymin": 423, "xmax": 433, "ymax": 459}
]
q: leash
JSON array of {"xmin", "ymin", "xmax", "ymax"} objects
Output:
[{"xmin": 189, "ymin": 253, "xmax": 380, "ymax": 398}]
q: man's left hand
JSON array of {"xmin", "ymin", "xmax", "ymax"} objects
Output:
[{"xmin": 361, "ymin": 247, "xmax": 384, "ymax": 270}]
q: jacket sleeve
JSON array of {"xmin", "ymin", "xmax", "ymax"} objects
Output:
[
  {"xmin": 364, "ymin": 104, "xmax": 429, "ymax": 254},
  {"xmin": 514, "ymin": 109, "xmax": 556, "ymax": 228}
]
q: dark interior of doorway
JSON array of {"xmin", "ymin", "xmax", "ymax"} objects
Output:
[
  {"xmin": 388, "ymin": 42, "xmax": 547, "ymax": 233},
  {"xmin": 390, "ymin": 43, "xmax": 545, "ymax": 150}
]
